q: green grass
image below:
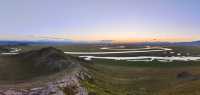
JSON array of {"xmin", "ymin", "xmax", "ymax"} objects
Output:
[
  {"xmin": 0, "ymin": 56, "xmax": 55, "ymax": 82},
  {"xmin": 82, "ymin": 59, "xmax": 200, "ymax": 95},
  {"xmin": 90, "ymin": 59, "xmax": 200, "ymax": 68}
]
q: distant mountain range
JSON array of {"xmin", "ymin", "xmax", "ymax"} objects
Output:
[
  {"xmin": 0, "ymin": 40, "xmax": 200, "ymax": 46},
  {"xmin": 132, "ymin": 40, "xmax": 200, "ymax": 46},
  {"xmin": 177, "ymin": 41, "xmax": 200, "ymax": 46},
  {"xmin": 0, "ymin": 40, "xmax": 79, "ymax": 46}
]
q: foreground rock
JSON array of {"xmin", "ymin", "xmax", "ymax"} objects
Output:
[
  {"xmin": 0, "ymin": 68, "xmax": 90, "ymax": 95},
  {"xmin": 0, "ymin": 47, "xmax": 91, "ymax": 95}
]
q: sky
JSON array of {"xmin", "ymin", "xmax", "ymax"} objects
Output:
[{"xmin": 0, "ymin": 0, "xmax": 200, "ymax": 42}]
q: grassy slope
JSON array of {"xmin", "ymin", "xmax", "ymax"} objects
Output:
[
  {"xmin": 0, "ymin": 55, "xmax": 59, "ymax": 82},
  {"xmin": 0, "ymin": 47, "xmax": 83, "ymax": 85},
  {"xmin": 82, "ymin": 59, "xmax": 200, "ymax": 95}
]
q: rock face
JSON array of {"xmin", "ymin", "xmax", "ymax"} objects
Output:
[
  {"xmin": 0, "ymin": 69, "xmax": 90, "ymax": 95},
  {"xmin": 0, "ymin": 47, "xmax": 90, "ymax": 95}
]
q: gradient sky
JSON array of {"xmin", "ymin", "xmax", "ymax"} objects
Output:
[{"xmin": 0, "ymin": 0, "xmax": 200, "ymax": 42}]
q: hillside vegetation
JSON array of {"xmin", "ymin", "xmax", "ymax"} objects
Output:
[{"xmin": 83, "ymin": 59, "xmax": 200, "ymax": 95}]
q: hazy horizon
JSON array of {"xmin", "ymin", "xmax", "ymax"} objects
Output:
[{"xmin": 0, "ymin": 0, "xmax": 200, "ymax": 42}]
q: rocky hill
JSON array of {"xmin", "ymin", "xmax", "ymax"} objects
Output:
[{"xmin": 0, "ymin": 47, "xmax": 90, "ymax": 95}]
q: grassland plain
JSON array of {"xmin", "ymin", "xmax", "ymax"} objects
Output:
[{"xmin": 82, "ymin": 59, "xmax": 200, "ymax": 95}]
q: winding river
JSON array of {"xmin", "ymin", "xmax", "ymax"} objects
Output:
[
  {"xmin": 79, "ymin": 56, "xmax": 200, "ymax": 62},
  {"xmin": 64, "ymin": 47, "xmax": 172, "ymax": 55},
  {"xmin": 64, "ymin": 47, "xmax": 200, "ymax": 62},
  {"xmin": 1, "ymin": 47, "xmax": 200, "ymax": 62}
]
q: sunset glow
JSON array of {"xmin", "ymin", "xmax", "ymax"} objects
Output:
[{"xmin": 0, "ymin": 0, "xmax": 199, "ymax": 42}]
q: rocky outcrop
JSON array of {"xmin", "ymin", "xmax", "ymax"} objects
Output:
[{"xmin": 0, "ymin": 66, "xmax": 90, "ymax": 95}]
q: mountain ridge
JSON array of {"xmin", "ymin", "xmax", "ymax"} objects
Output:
[{"xmin": 0, "ymin": 40, "xmax": 200, "ymax": 46}]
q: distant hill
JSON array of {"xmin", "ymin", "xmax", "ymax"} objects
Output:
[
  {"xmin": 0, "ymin": 40, "xmax": 80, "ymax": 46},
  {"xmin": 130, "ymin": 40, "xmax": 200, "ymax": 46},
  {"xmin": 176, "ymin": 41, "xmax": 200, "ymax": 46}
]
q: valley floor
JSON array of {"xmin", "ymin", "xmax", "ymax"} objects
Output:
[{"xmin": 83, "ymin": 59, "xmax": 200, "ymax": 95}]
